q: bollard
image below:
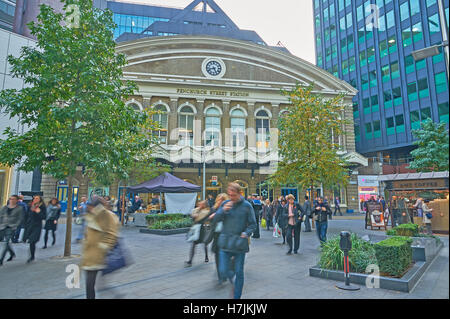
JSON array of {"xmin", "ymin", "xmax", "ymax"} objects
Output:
[{"xmin": 336, "ymin": 231, "xmax": 360, "ymax": 291}]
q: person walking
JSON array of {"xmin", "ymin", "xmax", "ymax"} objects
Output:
[
  {"xmin": 422, "ymin": 199, "xmax": 433, "ymax": 235},
  {"xmin": 302, "ymin": 196, "xmax": 312, "ymax": 232},
  {"xmin": 0, "ymin": 195, "xmax": 25, "ymax": 265},
  {"xmin": 261, "ymin": 199, "xmax": 272, "ymax": 231},
  {"xmin": 11, "ymin": 195, "xmax": 27, "ymax": 243},
  {"xmin": 185, "ymin": 200, "xmax": 213, "ymax": 267},
  {"xmin": 75, "ymin": 196, "xmax": 88, "ymax": 243},
  {"xmin": 23, "ymin": 195, "xmax": 46, "ymax": 263},
  {"xmin": 207, "ymin": 194, "xmax": 215, "ymax": 209},
  {"xmin": 80, "ymin": 196, "xmax": 120, "ymax": 299},
  {"xmin": 333, "ymin": 197, "xmax": 343, "ymax": 216},
  {"xmin": 208, "ymin": 193, "xmax": 229, "ymax": 282},
  {"xmin": 212, "ymin": 183, "xmax": 256, "ymax": 299},
  {"xmin": 283, "ymin": 194, "xmax": 303, "ymax": 255},
  {"xmin": 42, "ymin": 198, "xmax": 61, "ymax": 249},
  {"xmin": 276, "ymin": 198, "xmax": 287, "ymax": 244},
  {"xmin": 312, "ymin": 197, "xmax": 332, "ymax": 245},
  {"xmin": 250, "ymin": 195, "xmax": 261, "ymax": 239}
]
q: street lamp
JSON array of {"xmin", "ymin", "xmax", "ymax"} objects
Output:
[{"xmin": 411, "ymin": 43, "xmax": 447, "ymax": 61}]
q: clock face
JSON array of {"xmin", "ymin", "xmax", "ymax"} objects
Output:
[{"xmin": 205, "ymin": 60, "xmax": 222, "ymax": 76}]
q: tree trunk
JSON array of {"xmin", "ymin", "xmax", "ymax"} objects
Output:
[
  {"xmin": 310, "ymin": 181, "xmax": 315, "ymax": 230},
  {"xmin": 64, "ymin": 175, "xmax": 73, "ymax": 257}
]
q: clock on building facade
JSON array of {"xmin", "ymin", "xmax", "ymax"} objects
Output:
[{"xmin": 202, "ymin": 58, "xmax": 226, "ymax": 78}]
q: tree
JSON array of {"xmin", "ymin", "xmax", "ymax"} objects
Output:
[
  {"xmin": 270, "ymin": 84, "xmax": 350, "ymax": 199},
  {"xmin": 0, "ymin": 0, "xmax": 157, "ymax": 256},
  {"xmin": 408, "ymin": 119, "xmax": 449, "ymax": 172}
]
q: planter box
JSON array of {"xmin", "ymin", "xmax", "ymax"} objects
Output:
[
  {"xmin": 309, "ymin": 240, "xmax": 443, "ymax": 292},
  {"xmin": 133, "ymin": 213, "xmax": 150, "ymax": 227},
  {"xmin": 139, "ymin": 228, "xmax": 190, "ymax": 236}
]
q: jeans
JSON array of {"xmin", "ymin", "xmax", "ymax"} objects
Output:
[
  {"xmin": 286, "ymin": 223, "xmax": 301, "ymax": 253},
  {"xmin": 76, "ymin": 219, "xmax": 86, "ymax": 241},
  {"xmin": 12, "ymin": 224, "xmax": 23, "ymax": 242},
  {"xmin": 0, "ymin": 227, "xmax": 15, "ymax": 262},
  {"xmin": 218, "ymin": 250, "xmax": 246, "ymax": 299},
  {"xmin": 315, "ymin": 221, "xmax": 328, "ymax": 243},
  {"xmin": 85, "ymin": 270, "xmax": 99, "ymax": 299}
]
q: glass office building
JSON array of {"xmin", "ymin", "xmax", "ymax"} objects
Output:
[
  {"xmin": 313, "ymin": 0, "xmax": 449, "ymax": 160},
  {"xmin": 0, "ymin": 0, "xmax": 15, "ymax": 31}
]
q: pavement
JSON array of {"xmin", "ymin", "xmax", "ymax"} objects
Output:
[{"xmin": 0, "ymin": 218, "xmax": 448, "ymax": 299}]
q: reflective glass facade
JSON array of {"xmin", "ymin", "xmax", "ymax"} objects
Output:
[{"xmin": 314, "ymin": 0, "xmax": 449, "ymax": 156}]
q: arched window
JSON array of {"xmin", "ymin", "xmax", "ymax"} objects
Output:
[
  {"xmin": 152, "ymin": 104, "xmax": 168, "ymax": 144},
  {"xmin": 205, "ymin": 107, "xmax": 221, "ymax": 147},
  {"xmin": 256, "ymin": 109, "xmax": 270, "ymax": 149},
  {"xmin": 231, "ymin": 109, "xmax": 246, "ymax": 148},
  {"xmin": 128, "ymin": 103, "xmax": 141, "ymax": 111},
  {"xmin": 178, "ymin": 105, "xmax": 194, "ymax": 146}
]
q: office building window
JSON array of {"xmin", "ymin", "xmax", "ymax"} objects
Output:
[
  {"xmin": 353, "ymin": 102, "xmax": 359, "ymax": 118},
  {"xmin": 410, "ymin": 0, "xmax": 421, "ymax": 16},
  {"xmin": 363, "ymin": 97, "xmax": 371, "ymax": 114},
  {"xmin": 386, "ymin": 116, "xmax": 395, "ymax": 135},
  {"xmin": 410, "ymin": 110, "xmax": 421, "ymax": 130},
  {"xmin": 342, "ymin": 59, "xmax": 349, "ymax": 75},
  {"xmin": 435, "ymin": 72, "xmax": 448, "ymax": 94},
  {"xmin": 231, "ymin": 109, "xmax": 246, "ymax": 148},
  {"xmin": 405, "ymin": 55, "xmax": 415, "ymax": 74},
  {"xmin": 205, "ymin": 107, "xmax": 221, "ymax": 147},
  {"xmin": 360, "ymin": 50, "xmax": 367, "ymax": 66},
  {"xmin": 355, "ymin": 125, "xmax": 360, "ymax": 142},
  {"xmin": 340, "ymin": 16, "xmax": 346, "ymax": 31},
  {"xmin": 373, "ymin": 120, "xmax": 381, "ymax": 138},
  {"xmin": 376, "ymin": 0, "xmax": 384, "ymax": 8},
  {"xmin": 347, "ymin": 35, "xmax": 354, "ymax": 49},
  {"xmin": 428, "ymin": 13, "xmax": 440, "ymax": 36},
  {"xmin": 357, "ymin": 5, "xmax": 364, "ymax": 21},
  {"xmin": 332, "ymin": 43, "xmax": 337, "ymax": 59},
  {"xmin": 421, "ymin": 107, "xmax": 432, "ymax": 121},
  {"xmin": 438, "ymin": 102, "xmax": 449, "ymax": 123},
  {"xmin": 367, "ymin": 46, "xmax": 375, "ymax": 64},
  {"xmin": 393, "ymin": 87, "xmax": 402, "ymax": 106},
  {"xmin": 386, "ymin": 10, "xmax": 395, "ymax": 29},
  {"xmin": 341, "ymin": 37, "xmax": 347, "ymax": 53},
  {"xmin": 432, "ymin": 46, "xmax": 444, "ymax": 64},
  {"xmin": 418, "ymin": 78, "xmax": 429, "ymax": 99},
  {"xmin": 358, "ymin": 26, "xmax": 365, "ymax": 44},
  {"xmin": 330, "ymin": 4, "xmax": 335, "ymax": 18},
  {"xmin": 378, "ymin": 13, "xmax": 386, "ymax": 33},
  {"xmin": 315, "ymin": 0, "xmax": 320, "ymax": 9},
  {"xmin": 391, "ymin": 61, "xmax": 400, "ymax": 79},
  {"xmin": 400, "ymin": 1, "xmax": 409, "ymax": 21},
  {"xmin": 371, "ymin": 94, "xmax": 379, "ymax": 112},
  {"xmin": 402, "ymin": 26, "xmax": 412, "ymax": 47},
  {"xmin": 426, "ymin": 0, "xmax": 435, "ymax": 7},
  {"xmin": 381, "ymin": 64, "xmax": 390, "ymax": 82},
  {"xmin": 412, "ymin": 22, "xmax": 423, "ymax": 43},
  {"xmin": 365, "ymin": 123, "xmax": 373, "ymax": 139},
  {"xmin": 416, "ymin": 57, "xmax": 426, "ymax": 70},
  {"xmin": 324, "ymin": 7, "xmax": 329, "ymax": 23},
  {"xmin": 388, "ymin": 35, "xmax": 397, "ymax": 53},
  {"xmin": 380, "ymin": 40, "xmax": 388, "ymax": 58},
  {"xmin": 315, "ymin": 15, "xmax": 321, "ymax": 30},
  {"xmin": 346, "ymin": 12, "xmax": 353, "ymax": 29},
  {"xmin": 384, "ymin": 89, "xmax": 393, "ymax": 108},
  {"xmin": 349, "ymin": 56, "xmax": 356, "ymax": 72},
  {"xmin": 407, "ymin": 81, "xmax": 418, "ymax": 102},
  {"xmin": 369, "ymin": 70, "xmax": 377, "ymax": 87},
  {"xmin": 396, "ymin": 114, "xmax": 405, "ymax": 133},
  {"xmin": 362, "ymin": 74, "xmax": 369, "ymax": 91}
]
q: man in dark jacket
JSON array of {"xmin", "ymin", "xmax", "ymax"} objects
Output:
[
  {"xmin": 11, "ymin": 194, "xmax": 27, "ymax": 243},
  {"xmin": 333, "ymin": 197, "xmax": 343, "ymax": 216},
  {"xmin": 0, "ymin": 195, "xmax": 24, "ymax": 265},
  {"xmin": 250, "ymin": 195, "xmax": 261, "ymax": 239},
  {"xmin": 213, "ymin": 183, "xmax": 256, "ymax": 299},
  {"xmin": 283, "ymin": 194, "xmax": 304, "ymax": 254},
  {"xmin": 303, "ymin": 196, "xmax": 312, "ymax": 232},
  {"xmin": 313, "ymin": 197, "xmax": 332, "ymax": 244}
]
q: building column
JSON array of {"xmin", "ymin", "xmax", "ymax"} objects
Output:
[
  {"xmin": 168, "ymin": 98, "xmax": 178, "ymax": 144},
  {"xmin": 222, "ymin": 100, "xmax": 231, "ymax": 147},
  {"xmin": 194, "ymin": 99, "xmax": 204, "ymax": 147}
]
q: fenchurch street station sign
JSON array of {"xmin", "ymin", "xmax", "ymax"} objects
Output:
[{"xmin": 176, "ymin": 88, "xmax": 250, "ymax": 97}]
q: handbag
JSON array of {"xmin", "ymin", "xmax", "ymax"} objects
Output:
[
  {"xmin": 425, "ymin": 212, "xmax": 433, "ymax": 219},
  {"xmin": 102, "ymin": 238, "xmax": 132, "ymax": 275},
  {"xmin": 186, "ymin": 224, "xmax": 201, "ymax": 242},
  {"xmin": 217, "ymin": 233, "xmax": 249, "ymax": 252}
]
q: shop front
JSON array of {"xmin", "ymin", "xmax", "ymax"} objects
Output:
[
  {"xmin": 357, "ymin": 175, "xmax": 379, "ymax": 201},
  {"xmin": 0, "ymin": 165, "xmax": 13, "ymax": 206}
]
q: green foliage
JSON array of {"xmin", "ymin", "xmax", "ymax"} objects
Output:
[
  {"xmin": 387, "ymin": 223, "xmax": 419, "ymax": 237},
  {"xmin": 0, "ymin": 0, "xmax": 158, "ymax": 184},
  {"xmin": 415, "ymin": 233, "xmax": 442, "ymax": 245},
  {"xmin": 374, "ymin": 236, "xmax": 413, "ymax": 277},
  {"xmin": 146, "ymin": 214, "xmax": 193, "ymax": 229},
  {"xmin": 408, "ymin": 118, "xmax": 449, "ymax": 172},
  {"xmin": 318, "ymin": 233, "xmax": 377, "ymax": 274},
  {"xmin": 270, "ymin": 84, "xmax": 350, "ymax": 192}
]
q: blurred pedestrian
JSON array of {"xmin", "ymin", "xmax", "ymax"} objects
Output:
[
  {"xmin": 185, "ymin": 200, "xmax": 212, "ymax": 267},
  {"xmin": 12, "ymin": 195, "xmax": 27, "ymax": 243},
  {"xmin": 23, "ymin": 195, "xmax": 46, "ymax": 263},
  {"xmin": 42, "ymin": 198, "xmax": 61, "ymax": 249},
  {"xmin": 302, "ymin": 196, "xmax": 312, "ymax": 232},
  {"xmin": 422, "ymin": 199, "xmax": 433, "ymax": 235},
  {"xmin": 276, "ymin": 198, "xmax": 287, "ymax": 244},
  {"xmin": 262, "ymin": 199, "xmax": 272, "ymax": 230},
  {"xmin": 80, "ymin": 196, "xmax": 120, "ymax": 299},
  {"xmin": 75, "ymin": 196, "xmax": 88, "ymax": 243},
  {"xmin": 212, "ymin": 183, "xmax": 256, "ymax": 299},
  {"xmin": 333, "ymin": 197, "xmax": 342, "ymax": 216},
  {"xmin": 250, "ymin": 195, "xmax": 261, "ymax": 239},
  {"xmin": 0, "ymin": 195, "xmax": 24, "ymax": 265}
]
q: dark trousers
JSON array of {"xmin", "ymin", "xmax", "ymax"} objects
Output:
[
  {"xmin": 303, "ymin": 215, "xmax": 312, "ymax": 232},
  {"xmin": 188, "ymin": 242, "xmax": 208, "ymax": 263},
  {"xmin": 85, "ymin": 270, "xmax": 99, "ymax": 299},
  {"xmin": 29, "ymin": 242, "xmax": 36, "ymax": 260},
  {"xmin": 286, "ymin": 223, "xmax": 301, "ymax": 253},
  {"xmin": 333, "ymin": 206, "xmax": 342, "ymax": 216},
  {"xmin": 0, "ymin": 228, "xmax": 15, "ymax": 262},
  {"xmin": 253, "ymin": 211, "xmax": 260, "ymax": 238},
  {"xmin": 281, "ymin": 225, "xmax": 287, "ymax": 244},
  {"xmin": 43, "ymin": 229, "xmax": 56, "ymax": 247}
]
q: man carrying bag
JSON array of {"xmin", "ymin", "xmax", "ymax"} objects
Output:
[{"xmin": 212, "ymin": 183, "xmax": 256, "ymax": 299}]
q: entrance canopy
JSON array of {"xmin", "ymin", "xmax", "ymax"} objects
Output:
[{"xmin": 127, "ymin": 172, "xmax": 201, "ymax": 193}]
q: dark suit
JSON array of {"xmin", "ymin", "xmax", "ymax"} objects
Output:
[
  {"xmin": 303, "ymin": 200, "xmax": 312, "ymax": 232},
  {"xmin": 282, "ymin": 204, "xmax": 304, "ymax": 253},
  {"xmin": 333, "ymin": 199, "xmax": 342, "ymax": 216}
]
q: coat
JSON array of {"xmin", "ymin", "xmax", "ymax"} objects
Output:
[
  {"xmin": 303, "ymin": 200, "xmax": 312, "ymax": 217},
  {"xmin": 281, "ymin": 204, "xmax": 303, "ymax": 228},
  {"xmin": 24, "ymin": 204, "xmax": 46, "ymax": 243},
  {"xmin": 275, "ymin": 204, "xmax": 285, "ymax": 227},
  {"xmin": 191, "ymin": 207, "xmax": 213, "ymax": 244},
  {"xmin": 80, "ymin": 204, "xmax": 120, "ymax": 271},
  {"xmin": 44, "ymin": 204, "xmax": 61, "ymax": 231},
  {"xmin": 0, "ymin": 205, "xmax": 24, "ymax": 231},
  {"xmin": 422, "ymin": 203, "xmax": 432, "ymax": 224},
  {"xmin": 313, "ymin": 202, "xmax": 332, "ymax": 223}
]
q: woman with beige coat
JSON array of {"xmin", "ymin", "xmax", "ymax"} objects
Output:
[
  {"xmin": 80, "ymin": 197, "xmax": 119, "ymax": 299},
  {"xmin": 422, "ymin": 199, "xmax": 433, "ymax": 235}
]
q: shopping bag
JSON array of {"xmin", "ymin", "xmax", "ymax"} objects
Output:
[
  {"xmin": 186, "ymin": 224, "xmax": 201, "ymax": 242},
  {"xmin": 261, "ymin": 218, "xmax": 266, "ymax": 229},
  {"xmin": 102, "ymin": 238, "xmax": 133, "ymax": 275},
  {"xmin": 273, "ymin": 223, "xmax": 281, "ymax": 238}
]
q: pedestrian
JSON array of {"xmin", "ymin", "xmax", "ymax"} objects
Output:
[
  {"xmin": 270, "ymin": 199, "xmax": 278, "ymax": 229},
  {"xmin": 302, "ymin": 196, "xmax": 312, "ymax": 232},
  {"xmin": 75, "ymin": 196, "xmax": 88, "ymax": 243},
  {"xmin": 208, "ymin": 193, "xmax": 230, "ymax": 282},
  {"xmin": 312, "ymin": 197, "xmax": 332, "ymax": 245},
  {"xmin": 11, "ymin": 194, "xmax": 28, "ymax": 243},
  {"xmin": 185, "ymin": 200, "xmax": 212, "ymax": 267},
  {"xmin": 276, "ymin": 198, "xmax": 287, "ymax": 244},
  {"xmin": 250, "ymin": 195, "xmax": 262, "ymax": 239},
  {"xmin": 413, "ymin": 197, "xmax": 424, "ymax": 217},
  {"xmin": 262, "ymin": 199, "xmax": 272, "ymax": 230},
  {"xmin": 23, "ymin": 195, "xmax": 46, "ymax": 263},
  {"xmin": 42, "ymin": 198, "xmax": 61, "ymax": 249},
  {"xmin": 0, "ymin": 195, "xmax": 24, "ymax": 265},
  {"xmin": 207, "ymin": 194, "xmax": 215, "ymax": 209},
  {"xmin": 283, "ymin": 194, "xmax": 303, "ymax": 255},
  {"xmin": 333, "ymin": 196, "xmax": 343, "ymax": 216},
  {"xmin": 422, "ymin": 199, "xmax": 433, "ymax": 235},
  {"xmin": 212, "ymin": 182, "xmax": 256, "ymax": 299},
  {"xmin": 80, "ymin": 196, "xmax": 120, "ymax": 299}
]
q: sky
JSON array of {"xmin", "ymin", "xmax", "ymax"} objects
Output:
[{"xmin": 115, "ymin": 0, "xmax": 316, "ymax": 64}]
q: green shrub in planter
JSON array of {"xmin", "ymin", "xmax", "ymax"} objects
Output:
[
  {"xmin": 146, "ymin": 213, "xmax": 187, "ymax": 226},
  {"xmin": 374, "ymin": 236, "xmax": 413, "ymax": 277},
  {"xmin": 386, "ymin": 223, "xmax": 419, "ymax": 237},
  {"xmin": 318, "ymin": 233, "xmax": 377, "ymax": 273},
  {"xmin": 148, "ymin": 218, "xmax": 193, "ymax": 230}
]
